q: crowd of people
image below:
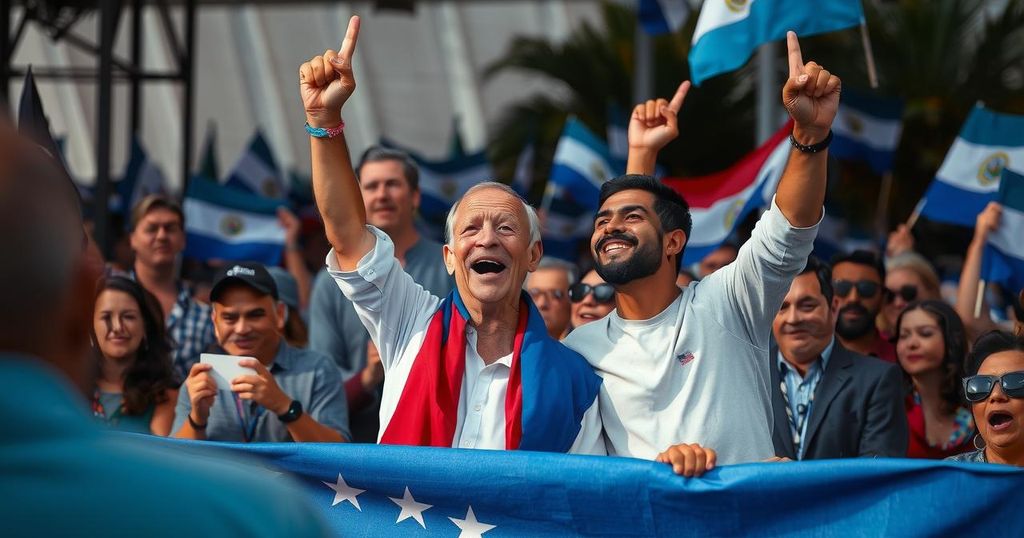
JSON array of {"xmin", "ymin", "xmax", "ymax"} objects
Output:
[{"xmin": 4, "ymin": 15, "xmax": 1024, "ymax": 531}]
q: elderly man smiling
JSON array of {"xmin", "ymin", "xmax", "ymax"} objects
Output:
[{"xmin": 300, "ymin": 17, "xmax": 603, "ymax": 454}]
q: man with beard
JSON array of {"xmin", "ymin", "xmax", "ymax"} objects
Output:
[
  {"xmin": 300, "ymin": 17, "xmax": 603, "ymax": 454},
  {"xmin": 564, "ymin": 32, "xmax": 837, "ymax": 470},
  {"xmin": 830, "ymin": 250, "xmax": 896, "ymax": 362}
]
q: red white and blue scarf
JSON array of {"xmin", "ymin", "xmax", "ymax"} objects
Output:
[{"xmin": 380, "ymin": 289, "xmax": 601, "ymax": 453}]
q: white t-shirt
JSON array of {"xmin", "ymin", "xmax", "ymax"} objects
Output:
[
  {"xmin": 328, "ymin": 226, "xmax": 605, "ymax": 454},
  {"xmin": 563, "ymin": 200, "xmax": 818, "ymax": 464}
]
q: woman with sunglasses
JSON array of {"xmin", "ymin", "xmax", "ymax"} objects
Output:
[
  {"xmin": 91, "ymin": 276, "xmax": 178, "ymax": 435},
  {"xmin": 881, "ymin": 253, "xmax": 941, "ymax": 340},
  {"xmin": 569, "ymin": 270, "xmax": 617, "ymax": 329},
  {"xmin": 949, "ymin": 330, "xmax": 1024, "ymax": 466},
  {"xmin": 895, "ymin": 300, "xmax": 975, "ymax": 459}
]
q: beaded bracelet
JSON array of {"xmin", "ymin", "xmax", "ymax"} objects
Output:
[{"xmin": 305, "ymin": 120, "xmax": 346, "ymax": 139}]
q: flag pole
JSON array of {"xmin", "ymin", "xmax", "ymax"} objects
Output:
[
  {"xmin": 875, "ymin": 170, "xmax": 894, "ymax": 240},
  {"xmin": 906, "ymin": 199, "xmax": 924, "ymax": 230},
  {"xmin": 859, "ymin": 19, "xmax": 879, "ymax": 89},
  {"xmin": 974, "ymin": 280, "xmax": 987, "ymax": 319}
]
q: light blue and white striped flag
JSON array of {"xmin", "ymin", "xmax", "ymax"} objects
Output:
[
  {"xmin": 919, "ymin": 104, "xmax": 1024, "ymax": 227},
  {"xmin": 541, "ymin": 118, "xmax": 619, "ymax": 261},
  {"xmin": 224, "ymin": 132, "xmax": 288, "ymax": 200},
  {"xmin": 830, "ymin": 90, "xmax": 904, "ymax": 174},
  {"xmin": 638, "ymin": 0, "xmax": 691, "ymax": 35},
  {"xmin": 688, "ymin": 0, "xmax": 863, "ymax": 86},
  {"xmin": 982, "ymin": 167, "xmax": 1024, "ymax": 295},
  {"xmin": 117, "ymin": 136, "xmax": 168, "ymax": 215},
  {"xmin": 183, "ymin": 176, "xmax": 286, "ymax": 265},
  {"xmin": 381, "ymin": 137, "xmax": 493, "ymax": 240}
]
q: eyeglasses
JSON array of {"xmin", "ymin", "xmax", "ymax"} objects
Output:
[
  {"xmin": 527, "ymin": 288, "xmax": 566, "ymax": 302},
  {"xmin": 569, "ymin": 283, "xmax": 615, "ymax": 304},
  {"xmin": 833, "ymin": 280, "xmax": 880, "ymax": 299},
  {"xmin": 886, "ymin": 285, "xmax": 918, "ymax": 304},
  {"xmin": 963, "ymin": 371, "xmax": 1024, "ymax": 402}
]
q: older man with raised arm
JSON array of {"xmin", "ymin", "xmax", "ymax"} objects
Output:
[
  {"xmin": 299, "ymin": 16, "xmax": 603, "ymax": 454},
  {"xmin": 564, "ymin": 32, "xmax": 839, "ymax": 474}
]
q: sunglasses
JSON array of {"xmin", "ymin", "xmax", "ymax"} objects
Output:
[
  {"xmin": 833, "ymin": 280, "xmax": 880, "ymax": 299},
  {"xmin": 963, "ymin": 371, "xmax": 1024, "ymax": 402},
  {"xmin": 527, "ymin": 288, "xmax": 566, "ymax": 302},
  {"xmin": 886, "ymin": 285, "xmax": 918, "ymax": 304},
  {"xmin": 569, "ymin": 283, "xmax": 615, "ymax": 304}
]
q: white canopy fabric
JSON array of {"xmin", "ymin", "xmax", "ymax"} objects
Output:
[{"xmin": 11, "ymin": 1, "xmax": 603, "ymax": 191}]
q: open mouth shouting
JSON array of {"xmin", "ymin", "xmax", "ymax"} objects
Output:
[
  {"xmin": 988, "ymin": 410, "xmax": 1016, "ymax": 431},
  {"xmin": 470, "ymin": 258, "xmax": 507, "ymax": 276}
]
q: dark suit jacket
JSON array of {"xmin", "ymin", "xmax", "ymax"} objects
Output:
[{"xmin": 770, "ymin": 341, "xmax": 908, "ymax": 460}]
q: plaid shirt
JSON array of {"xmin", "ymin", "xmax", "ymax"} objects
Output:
[{"xmin": 166, "ymin": 283, "xmax": 216, "ymax": 382}]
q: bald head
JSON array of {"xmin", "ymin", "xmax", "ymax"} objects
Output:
[{"xmin": 0, "ymin": 123, "xmax": 94, "ymax": 380}]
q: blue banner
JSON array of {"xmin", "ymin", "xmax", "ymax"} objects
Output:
[{"xmin": 146, "ymin": 439, "xmax": 1024, "ymax": 537}]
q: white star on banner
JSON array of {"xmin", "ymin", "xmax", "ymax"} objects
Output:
[
  {"xmin": 322, "ymin": 473, "xmax": 365, "ymax": 510},
  {"xmin": 449, "ymin": 506, "xmax": 496, "ymax": 538},
  {"xmin": 388, "ymin": 486, "xmax": 433, "ymax": 528}
]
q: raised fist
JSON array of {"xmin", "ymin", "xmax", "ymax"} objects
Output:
[{"xmin": 299, "ymin": 16, "xmax": 361, "ymax": 125}]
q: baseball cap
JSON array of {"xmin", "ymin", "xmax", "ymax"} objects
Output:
[{"xmin": 210, "ymin": 262, "xmax": 279, "ymax": 303}]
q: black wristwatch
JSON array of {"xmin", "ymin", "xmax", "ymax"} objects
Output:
[{"xmin": 277, "ymin": 400, "xmax": 304, "ymax": 423}]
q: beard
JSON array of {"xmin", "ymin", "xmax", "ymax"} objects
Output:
[
  {"xmin": 594, "ymin": 233, "xmax": 663, "ymax": 285},
  {"xmin": 835, "ymin": 303, "xmax": 876, "ymax": 339}
]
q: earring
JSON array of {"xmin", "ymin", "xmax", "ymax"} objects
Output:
[{"xmin": 973, "ymin": 434, "xmax": 986, "ymax": 451}]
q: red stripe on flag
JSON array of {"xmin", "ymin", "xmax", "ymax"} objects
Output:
[{"xmin": 664, "ymin": 121, "xmax": 792, "ymax": 209}]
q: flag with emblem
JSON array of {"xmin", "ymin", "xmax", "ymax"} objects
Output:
[
  {"xmin": 830, "ymin": 90, "xmax": 904, "ymax": 174},
  {"xmin": 541, "ymin": 118, "xmax": 619, "ymax": 261},
  {"xmin": 688, "ymin": 0, "xmax": 863, "ymax": 86},
  {"xmin": 664, "ymin": 121, "xmax": 792, "ymax": 265},
  {"xmin": 982, "ymin": 168, "xmax": 1024, "ymax": 296},
  {"xmin": 381, "ymin": 136, "xmax": 493, "ymax": 240},
  {"xmin": 183, "ymin": 176, "xmax": 286, "ymax": 265},
  {"xmin": 919, "ymin": 104, "xmax": 1024, "ymax": 227},
  {"xmin": 140, "ymin": 437, "xmax": 1024, "ymax": 537},
  {"xmin": 116, "ymin": 136, "xmax": 168, "ymax": 216},
  {"xmin": 224, "ymin": 131, "xmax": 288, "ymax": 200}
]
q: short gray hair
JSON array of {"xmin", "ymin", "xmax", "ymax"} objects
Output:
[
  {"xmin": 532, "ymin": 257, "xmax": 579, "ymax": 285},
  {"xmin": 444, "ymin": 182, "xmax": 542, "ymax": 247}
]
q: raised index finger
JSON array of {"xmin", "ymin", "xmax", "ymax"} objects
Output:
[
  {"xmin": 666, "ymin": 81, "xmax": 690, "ymax": 113},
  {"xmin": 786, "ymin": 31, "xmax": 804, "ymax": 77},
  {"xmin": 338, "ymin": 15, "xmax": 361, "ymax": 64}
]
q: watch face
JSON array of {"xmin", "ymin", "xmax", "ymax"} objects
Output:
[{"xmin": 280, "ymin": 400, "xmax": 303, "ymax": 422}]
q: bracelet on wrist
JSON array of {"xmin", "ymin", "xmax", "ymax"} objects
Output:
[
  {"xmin": 187, "ymin": 413, "xmax": 207, "ymax": 430},
  {"xmin": 305, "ymin": 120, "xmax": 345, "ymax": 139},
  {"xmin": 789, "ymin": 129, "xmax": 833, "ymax": 153}
]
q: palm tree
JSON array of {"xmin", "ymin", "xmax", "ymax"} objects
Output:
[{"xmin": 484, "ymin": 2, "xmax": 756, "ymax": 202}]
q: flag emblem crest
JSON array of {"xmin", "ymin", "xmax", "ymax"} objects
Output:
[
  {"xmin": 441, "ymin": 179, "xmax": 458, "ymax": 199},
  {"xmin": 978, "ymin": 152, "xmax": 1009, "ymax": 186},
  {"xmin": 676, "ymin": 351, "xmax": 696, "ymax": 366},
  {"xmin": 723, "ymin": 198, "xmax": 744, "ymax": 230},
  {"xmin": 220, "ymin": 214, "xmax": 245, "ymax": 237},
  {"xmin": 844, "ymin": 114, "xmax": 865, "ymax": 135},
  {"xmin": 725, "ymin": 0, "xmax": 749, "ymax": 13}
]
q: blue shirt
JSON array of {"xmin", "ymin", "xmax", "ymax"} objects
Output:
[
  {"xmin": 172, "ymin": 342, "xmax": 351, "ymax": 442},
  {"xmin": 776, "ymin": 338, "xmax": 835, "ymax": 460},
  {"xmin": 0, "ymin": 354, "xmax": 332, "ymax": 537}
]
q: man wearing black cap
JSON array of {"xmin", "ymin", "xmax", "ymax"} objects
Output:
[{"xmin": 172, "ymin": 262, "xmax": 350, "ymax": 442}]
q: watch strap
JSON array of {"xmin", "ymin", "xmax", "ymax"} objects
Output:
[{"xmin": 789, "ymin": 129, "xmax": 833, "ymax": 153}]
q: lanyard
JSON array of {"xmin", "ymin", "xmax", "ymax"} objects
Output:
[
  {"xmin": 778, "ymin": 363, "xmax": 815, "ymax": 460},
  {"xmin": 233, "ymin": 394, "xmax": 264, "ymax": 443}
]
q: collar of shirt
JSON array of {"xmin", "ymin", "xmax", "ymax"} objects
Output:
[
  {"xmin": 776, "ymin": 336, "xmax": 835, "ymax": 379},
  {"xmin": 268, "ymin": 341, "xmax": 293, "ymax": 374},
  {"xmin": 465, "ymin": 326, "xmax": 514, "ymax": 369}
]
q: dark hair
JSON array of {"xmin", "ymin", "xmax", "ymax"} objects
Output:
[
  {"xmin": 357, "ymin": 146, "xmax": 420, "ymax": 191},
  {"xmin": 130, "ymin": 194, "xmax": 184, "ymax": 231},
  {"xmin": 282, "ymin": 305, "xmax": 309, "ymax": 348},
  {"xmin": 801, "ymin": 256, "xmax": 833, "ymax": 305},
  {"xmin": 830, "ymin": 249, "xmax": 886, "ymax": 283},
  {"xmin": 92, "ymin": 277, "xmax": 177, "ymax": 415},
  {"xmin": 598, "ymin": 174, "xmax": 693, "ymax": 271},
  {"xmin": 894, "ymin": 300, "xmax": 968, "ymax": 415},
  {"xmin": 965, "ymin": 330, "xmax": 1024, "ymax": 377}
]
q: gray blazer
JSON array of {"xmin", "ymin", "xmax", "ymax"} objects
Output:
[{"xmin": 770, "ymin": 341, "xmax": 908, "ymax": 460}]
